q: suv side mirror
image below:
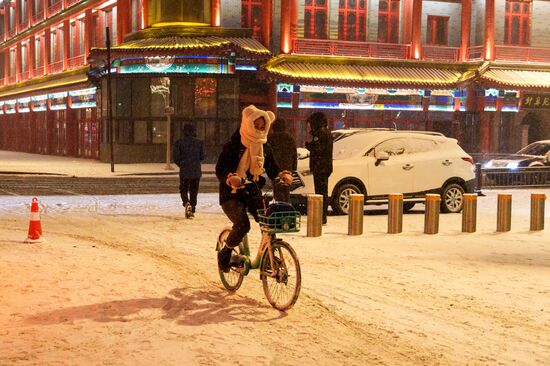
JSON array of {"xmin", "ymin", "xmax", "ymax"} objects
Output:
[{"xmin": 375, "ymin": 151, "xmax": 390, "ymax": 161}]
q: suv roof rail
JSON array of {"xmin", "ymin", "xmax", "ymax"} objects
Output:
[{"xmin": 394, "ymin": 130, "xmax": 445, "ymax": 137}]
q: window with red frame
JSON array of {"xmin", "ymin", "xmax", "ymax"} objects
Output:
[
  {"xmin": 505, "ymin": 0, "xmax": 530, "ymax": 45},
  {"xmin": 377, "ymin": 0, "xmax": 399, "ymax": 43},
  {"xmin": 304, "ymin": 0, "xmax": 328, "ymax": 39},
  {"xmin": 426, "ymin": 15, "xmax": 449, "ymax": 45},
  {"xmin": 241, "ymin": 0, "xmax": 262, "ymax": 41},
  {"xmin": 338, "ymin": 0, "xmax": 367, "ymax": 41}
]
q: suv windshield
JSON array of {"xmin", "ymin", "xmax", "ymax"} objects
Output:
[
  {"xmin": 517, "ymin": 142, "xmax": 550, "ymax": 156},
  {"xmin": 333, "ymin": 132, "xmax": 375, "ymax": 160}
]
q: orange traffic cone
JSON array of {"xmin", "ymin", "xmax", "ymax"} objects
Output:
[{"xmin": 24, "ymin": 197, "xmax": 44, "ymax": 243}]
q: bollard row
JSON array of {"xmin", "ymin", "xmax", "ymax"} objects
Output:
[{"xmin": 305, "ymin": 193, "xmax": 546, "ymax": 236}]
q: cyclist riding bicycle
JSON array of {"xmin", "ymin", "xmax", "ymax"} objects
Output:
[{"xmin": 216, "ymin": 105, "xmax": 293, "ymax": 273}]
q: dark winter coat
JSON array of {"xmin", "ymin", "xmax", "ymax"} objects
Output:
[
  {"xmin": 267, "ymin": 119, "xmax": 297, "ymax": 172},
  {"xmin": 216, "ymin": 129, "xmax": 280, "ymax": 206},
  {"xmin": 305, "ymin": 113, "xmax": 333, "ymax": 176},
  {"xmin": 173, "ymin": 124, "xmax": 205, "ymax": 179}
]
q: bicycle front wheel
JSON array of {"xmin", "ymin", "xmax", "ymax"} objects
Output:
[
  {"xmin": 218, "ymin": 229, "xmax": 244, "ymax": 292},
  {"xmin": 261, "ymin": 240, "xmax": 301, "ymax": 311}
]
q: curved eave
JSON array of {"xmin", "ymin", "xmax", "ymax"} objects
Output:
[{"xmin": 0, "ymin": 67, "xmax": 88, "ymax": 98}]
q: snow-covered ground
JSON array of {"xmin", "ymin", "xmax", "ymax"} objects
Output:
[{"xmin": 1, "ymin": 189, "xmax": 549, "ymax": 365}]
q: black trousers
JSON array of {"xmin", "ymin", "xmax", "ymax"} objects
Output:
[
  {"xmin": 221, "ymin": 199, "xmax": 251, "ymax": 248},
  {"xmin": 313, "ymin": 174, "xmax": 330, "ymax": 221},
  {"xmin": 273, "ymin": 183, "xmax": 290, "ymax": 203},
  {"xmin": 179, "ymin": 177, "xmax": 200, "ymax": 211}
]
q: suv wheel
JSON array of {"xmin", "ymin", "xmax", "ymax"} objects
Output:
[
  {"xmin": 440, "ymin": 183, "xmax": 464, "ymax": 213},
  {"xmin": 332, "ymin": 183, "xmax": 362, "ymax": 215}
]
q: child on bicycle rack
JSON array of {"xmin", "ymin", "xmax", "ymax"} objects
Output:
[{"xmin": 216, "ymin": 105, "xmax": 293, "ymax": 273}]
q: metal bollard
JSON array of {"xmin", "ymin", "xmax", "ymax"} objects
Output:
[
  {"xmin": 424, "ymin": 194, "xmax": 440, "ymax": 234},
  {"xmin": 348, "ymin": 194, "xmax": 364, "ymax": 235},
  {"xmin": 496, "ymin": 194, "xmax": 512, "ymax": 232},
  {"xmin": 530, "ymin": 193, "xmax": 546, "ymax": 231},
  {"xmin": 387, "ymin": 193, "xmax": 403, "ymax": 234},
  {"xmin": 307, "ymin": 194, "xmax": 323, "ymax": 237},
  {"xmin": 475, "ymin": 163, "xmax": 483, "ymax": 192},
  {"xmin": 461, "ymin": 193, "xmax": 477, "ymax": 233}
]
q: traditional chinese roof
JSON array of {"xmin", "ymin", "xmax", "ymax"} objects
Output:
[
  {"xmin": 0, "ymin": 68, "xmax": 88, "ymax": 98},
  {"xmin": 263, "ymin": 55, "xmax": 479, "ymax": 89},
  {"xmin": 91, "ymin": 24, "xmax": 270, "ymax": 60},
  {"xmin": 477, "ymin": 63, "xmax": 550, "ymax": 90}
]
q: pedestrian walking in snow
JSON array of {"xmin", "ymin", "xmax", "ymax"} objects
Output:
[
  {"xmin": 305, "ymin": 112, "xmax": 333, "ymax": 224},
  {"xmin": 173, "ymin": 123, "xmax": 205, "ymax": 218},
  {"xmin": 268, "ymin": 118, "xmax": 297, "ymax": 203}
]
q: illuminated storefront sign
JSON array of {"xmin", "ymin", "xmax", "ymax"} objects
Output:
[
  {"xmin": 17, "ymin": 97, "xmax": 31, "ymax": 113},
  {"xmin": 5, "ymin": 99, "xmax": 16, "ymax": 114},
  {"xmin": 31, "ymin": 95, "xmax": 48, "ymax": 111},
  {"xmin": 49, "ymin": 91, "xmax": 68, "ymax": 110},
  {"xmin": 69, "ymin": 88, "xmax": 97, "ymax": 109},
  {"xmin": 119, "ymin": 63, "xmax": 227, "ymax": 74}
]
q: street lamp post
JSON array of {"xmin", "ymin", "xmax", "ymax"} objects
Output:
[{"xmin": 106, "ymin": 26, "xmax": 114, "ymax": 173}]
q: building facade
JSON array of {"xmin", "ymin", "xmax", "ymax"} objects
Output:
[{"xmin": 0, "ymin": 0, "xmax": 550, "ymax": 163}]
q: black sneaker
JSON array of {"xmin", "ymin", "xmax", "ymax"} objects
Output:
[{"xmin": 217, "ymin": 246, "xmax": 232, "ymax": 273}]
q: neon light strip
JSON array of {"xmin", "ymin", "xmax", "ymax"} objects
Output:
[
  {"xmin": 71, "ymin": 102, "xmax": 97, "ymax": 109},
  {"xmin": 50, "ymin": 105, "xmax": 67, "ymax": 110}
]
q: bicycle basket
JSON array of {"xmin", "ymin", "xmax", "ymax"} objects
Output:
[{"xmin": 257, "ymin": 204, "xmax": 301, "ymax": 233}]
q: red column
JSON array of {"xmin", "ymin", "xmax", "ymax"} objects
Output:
[
  {"xmin": 410, "ymin": 0, "xmax": 422, "ymax": 59},
  {"xmin": 211, "ymin": 0, "xmax": 220, "ymax": 26},
  {"xmin": 84, "ymin": 9, "xmax": 93, "ymax": 52},
  {"xmin": 484, "ymin": 0, "xmax": 495, "ymax": 60},
  {"xmin": 280, "ymin": 0, "xmax": 292, "ymax": 53},
  {"xmin": 43, "ymin": 0, "xmax": 49, "ymax": 19},
  {"xmin": 4, "ymin": 50, "xmax": 9, "ymax": 85},
  {"xmin": 117, "ymin": 0, "xmax": 130, "ymax": 44},
  {"xmin": 142, "ymin": 0, "xmax": 148, "ymax": 28},
  {"xmin": 29, "ymin": 36, "xmax": 35, "ymax": 78},
  {"xmin": 261, "ymin": 0, "xmax": 273, "ymax": 48},
  {"xmin": 97, "ymin": 10, "xmax": 105, "ymax": 47},
  {"xmin": 63, "ymin": 19, "xmax": 70, "ymax": 70},
  {"xmin": 3, "ymin": 7, "xmax": 9, "ymax": 42},
  {"xmin": 27, "ymin": 0, "xmax": 33, "ymax": 27},
  {"xmin": 402, "ymin": 0, "xmax": 413, "ymax": 44},
  {"xmin": 14, "ymin": 0, "xmax": 20, "ymax": 33},
  {"xmin": 460, "ymin": 0, "xmax": 472, "ymax": 61},
  {"xmin": 44, "ymin": 28, "xmax": 51, "ymax": 74},
  {"xmin": 15, "ymin": 43, "xmax": 22, "ymax": 82}
]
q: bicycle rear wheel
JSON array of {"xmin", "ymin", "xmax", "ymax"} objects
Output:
[
  {"xmin": 217, "ymin": 229, "xmax": 244, "ymax": 292},
  {"xmin": 260, "ymin": 240, "xmax": 301, "ymax": 311}
]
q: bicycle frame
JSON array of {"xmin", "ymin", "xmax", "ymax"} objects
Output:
[{"xmin": 238, "ymin": 231, "xmax": 276, "ymax": 276}]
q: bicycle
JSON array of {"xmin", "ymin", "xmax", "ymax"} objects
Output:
[{"xmin": 215, "ymin": 185, "xmax": 302, "ymax": 311}]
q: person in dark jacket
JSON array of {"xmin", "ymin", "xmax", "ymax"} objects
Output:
[
  {"xmin": 268, "ymin": 118, "xmax": 297, "ymax": 203},
  {"xmin": 305, "ymin": 112, "xmax": 333, "ymax": 224},
  {"xmin": 173, "ymin": 123, "xmax": 205, "ymax": 217},
  {"xmin": 216, "ymin": 105, "xmax": 292, "ymax": 272}
]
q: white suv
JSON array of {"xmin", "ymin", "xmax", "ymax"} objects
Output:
[{"xmin": 290, "ymin": 129, "xmax": 476, "ymax": 215}]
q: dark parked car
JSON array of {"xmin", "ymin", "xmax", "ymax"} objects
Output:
[{"xmin": 484, "ymin": 140, "xmax": 550, "ymax": 169}]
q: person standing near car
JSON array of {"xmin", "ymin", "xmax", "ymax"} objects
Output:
[
  {"xmin": 268, "ymin": 118, "xmax": 297, "ymax": 203},
  {"xmin": 173, "ymin": 123, "xmax": 205, "ymax": 218},
  {"xmin": 305, "ymin": 112, "xmax": 333, "ymax": 224}
]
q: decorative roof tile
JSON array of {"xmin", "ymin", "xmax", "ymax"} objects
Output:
[{"xmin": 264, "ymin": 55, "xmax": 478, "ymax": 88}]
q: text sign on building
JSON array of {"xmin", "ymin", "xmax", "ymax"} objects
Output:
[
  {"xmin": 69, "ymin": 88, "xmax": 97, "ymax": 109},
  {"xmin": 31, "ymin": 95, "xmax": 48, "ymax": 112},
  {"xmin": 5, "ymin": 100, "xmax": 16, "ymax": 114},
  {"xmin": 49, "ymin": 91, "xmax": 68, "ymax": 110},
  {"xmin": 521, "ymin": 94, "xmax": 550, "ymax": 109},
  {"xmin": 119, "ymin": 63, "xmax": 226, "ymax": 74},
  {"xmin": 17, "ymin": 97, "xmax": 31, "ymax": 113}
]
